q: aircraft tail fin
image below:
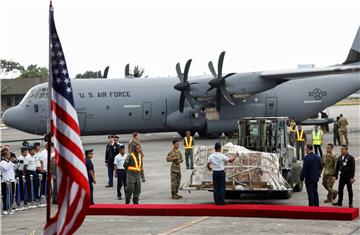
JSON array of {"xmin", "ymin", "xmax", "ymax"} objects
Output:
[{"xmin": 343, "ymin": 26, "xmax": 360, "ymax": 64}]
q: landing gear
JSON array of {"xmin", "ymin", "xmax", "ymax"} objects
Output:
[
  {"xmin": 224, "ymin": 132, "xmax": 236, "ymax": 137},
  {"xmin": 196, "ymin": 130, "xmax": 221, "ymax": 139},
  {"xmin": 178, "ymin": 131, "xmax": 187, "ymax": 138},
  {"xmin": 197, "ymin": 130, "xmax": 207, "ymax": 138},
  {"xmin": 206, "ymin": 132, "xmax": 222, "ymax": 139}
]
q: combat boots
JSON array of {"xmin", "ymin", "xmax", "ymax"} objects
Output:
[
  {"xmin": 324, "ymin": 193, "xmax": 333, "ymax": 203},
  {"xmin": 172, "ymin": 194, "xmax": 181, "ymax": 199},
  {"xmin": 333, "ymin": 191, "xmax": 338, "ymax": 201}
]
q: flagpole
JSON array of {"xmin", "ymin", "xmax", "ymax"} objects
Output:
[{"xmin": 46, "ymin": 0, "xmax": 53, "ymax": 223}]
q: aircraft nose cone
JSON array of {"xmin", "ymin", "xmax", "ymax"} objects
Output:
[{"xmin": 2, "ymin": 107, "xmax": 23, "ymax": 129}]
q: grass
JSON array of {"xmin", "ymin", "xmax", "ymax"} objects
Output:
[{"xmin": 335, "ymin": 99, "xmax": 360, "ymax": 106}]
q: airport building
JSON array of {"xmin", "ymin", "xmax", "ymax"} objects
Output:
[{"xmin": 1, "ymin": 77, "xmax": 47, "ymax": 114}]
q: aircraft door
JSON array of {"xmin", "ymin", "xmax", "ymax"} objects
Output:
[
  {"xmin": 36, "ymin": 102, "xmax": 47, "ymax": 135},
  {"xmin": 265, "ymin": 97, "xmax": 277, "ymax": 116},
  {"xmin": 77, "ymin": 112, "xmax": 86, "ymax": 133},
  {"xmin": 142, "ymin": 102, "xmax": 151, "ymax": 121}
]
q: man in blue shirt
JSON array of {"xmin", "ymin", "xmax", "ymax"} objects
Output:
[
  {"xmin": 300, "ymin": 144, "xmax": 322, "ymax": 206},
  {"xmin": 85, "ymin": 149, "xmax": 96, "ymax": 205}
]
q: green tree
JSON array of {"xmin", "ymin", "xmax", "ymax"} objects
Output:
[
  {"xmin": 18, "ymin": 64, "xmax": 48, "ymax": 79},
  {"xmin": 0, "ymin": 59, "xmax": 24, "ymax": 78},
  {"xmin": 75, "ymin": 71, "xmax": 99, "ymax": 79},
  {"xmin": 132, "ymin": 65, "xmax": 145, "ymax": 78}
]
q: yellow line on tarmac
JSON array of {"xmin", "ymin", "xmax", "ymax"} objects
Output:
[{"xmin": 158, "ymin": 217, "xmax": 209, "ymax": 235}]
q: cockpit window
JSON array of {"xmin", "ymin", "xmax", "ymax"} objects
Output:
[
  {"xmin": 19, "ymin": 84, "xmax": 48, "ymax": 105},
  {"xmin": 38, "ymin": 92, "xmax": 47, "ymax": 99}
]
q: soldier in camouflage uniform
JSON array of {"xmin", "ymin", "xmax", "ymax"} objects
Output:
[
  {"xmin": 166, "ymin": 139, "xmax": 183, "ymax": 199},
  {"xmin": 51, "ymin": 153, "xmax": 57, "ymax": 204},
  {"xmin": 338, "ymin": 114, "xmax": 349, "ymax": 145},
  {"xmin": 322, "ymin": 143, "xmax": 338, "ymax": 203}
]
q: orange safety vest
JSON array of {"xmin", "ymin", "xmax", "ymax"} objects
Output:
[
  {"xmin": 296, "ymin": 129, "xmax": 305, "ymax": 142},
  {"xmin": 184, "ymin": 136, "xmax": 193, "ymax": 149},
  {"xmin": 127, "ymin": 153, "xmax": 142, "ymax": 172}
]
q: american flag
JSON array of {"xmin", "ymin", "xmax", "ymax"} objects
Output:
[{"xmin": 44, "ymin": 4, "xmax": 90, "ymax": 235}]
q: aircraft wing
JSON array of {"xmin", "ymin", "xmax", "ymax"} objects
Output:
[{"xmin": 259, "ymin": 64, "xmax": 360, "ymax": 80}]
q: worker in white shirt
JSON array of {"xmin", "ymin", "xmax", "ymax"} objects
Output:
[
  {"xmin": 34, "ymin": 142, "xmax": 42, "ymax": 172},
  {"xmin": 1, "ymin": 148, "xmax": 16, "ymax": 213},
  {"xmin": 16, "ymin": 146, "xmax": 28, "ymax": 201},
  {"xmin": 24, "ymin": 145, "xmax": 40, "ymax": 201},
  {"xmin": 207, "ymin": 142, "xmax": 236, "ymax": 205},
  {"xmin": 39, "ymin": 142, "xmax": 51, "ymax": 196},
  {"xmin": 15, "ymin": 147, "xmax": 27, "ymax": 176},
  {"xmin": 114, "ymin": 145, "xmax": 127, "ymax": 200}
]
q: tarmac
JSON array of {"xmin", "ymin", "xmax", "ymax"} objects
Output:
[{"xmin": 0, "ymin": 105, "xmax": 359, "ymax": 235}]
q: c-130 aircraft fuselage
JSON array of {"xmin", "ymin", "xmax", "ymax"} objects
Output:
[
  {"xmin": 3, "ymin": 27, "xmax": 360, "ymax": 137},
  {"xmin": 3, "ymin": 70, "xmax": 359, "ymax": 137}
]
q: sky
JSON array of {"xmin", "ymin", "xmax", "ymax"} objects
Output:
[{"xmin": 1, "ymin": 0, "xmax": 359, "ymax": 78}]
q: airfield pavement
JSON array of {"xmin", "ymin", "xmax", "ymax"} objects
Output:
[{"xmin": 0, "ymin": 105, "xmax": 359, "ymax": 235}]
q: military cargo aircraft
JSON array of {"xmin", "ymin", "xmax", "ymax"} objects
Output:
[{"xmin": 3, "ymin": 27, "xmax": 360, "ymax": 138}]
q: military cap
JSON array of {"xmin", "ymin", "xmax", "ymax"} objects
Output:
[
  {"xmin": 33, "ymin": 142, "xmax": 41, "ymax": 147},
  {"xmin": 20, "ymin": 146, "xmax": 28, "ymax": 152},
  {"xmin": 22, "ymin": 141, "xmax": 29, "ymax": 147}
]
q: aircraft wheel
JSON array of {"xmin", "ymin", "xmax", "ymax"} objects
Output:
[
  {"xmin": 178, "ymin": 131, "xmax": 186, "ymax": 138},
  {"xmin": 206, "ymin": 132, "xmax": 222, "ymax": 139},
  {"xmin": 224, "ymin": 132, "xmax": 234, "ymax": 137},
  {"xmin": 197, "ymin": 130, "xmax": 207, "ymax": 138}
]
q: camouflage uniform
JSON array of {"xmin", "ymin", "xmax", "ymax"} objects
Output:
[
  {"xmin": 338, "ymin": 117, "xmax": 349, "ymax": 145},
  {"xmin": 322, "ymin": 153, "xmax": 338, "ymax": 202},
  {"xmin": 50, "ymin": 155, "xmax": 57, "ymax": 204},
  {"xmin": 289, "ymin": 120, "xmax": 297, "ymax": 146},
  {"xmin": 128, "ymin": 139, "xmax": 145, "ymax": 181},
  {"xmin": 166, "ymin": 148, "xmax": 183, "ymax": 198}
]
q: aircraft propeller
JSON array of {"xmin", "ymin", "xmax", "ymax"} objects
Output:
[
  {"xmin": 207, "ymin": 51, "xmax": 236, "ymax": 111},
  {"xmin": 125, "ymin": 64, "xmax": 130, "ymax": 77},
  {"xmin": 174, "ymin": 59, "xmax": 197, "ymax": 113},
  {"xmin": 97, "ymin": 66, "xmax": 110, "ymax": 78}
]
